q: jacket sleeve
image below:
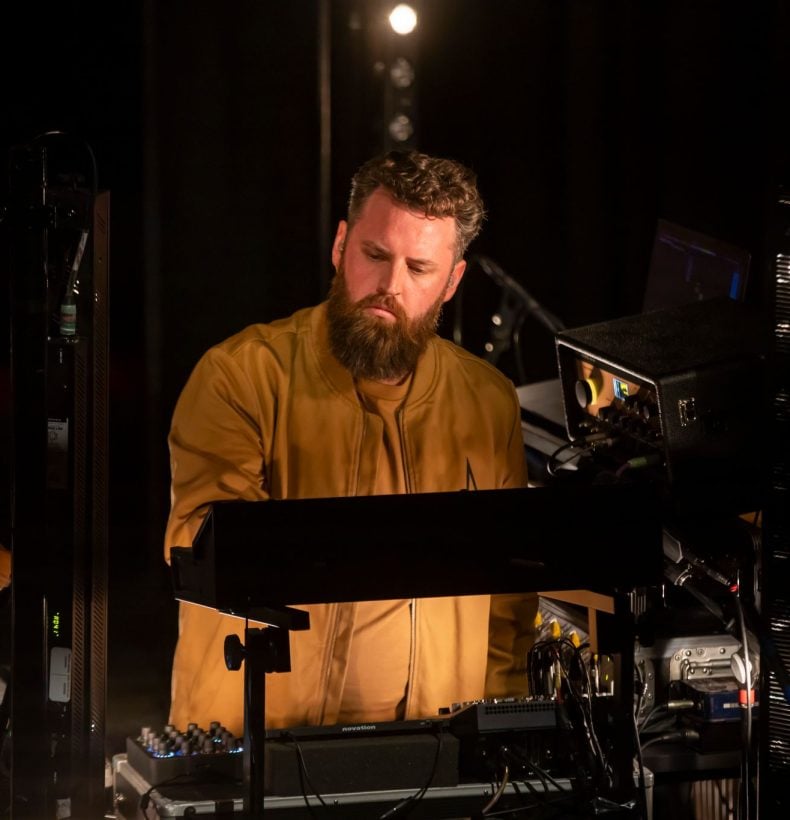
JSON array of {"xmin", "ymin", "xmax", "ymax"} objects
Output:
[
  {"xmin": 164, "ymin": 345, "xmax": 270, "ymax": 563},
  {"xmin": 485, "ymin": 592, "xmax": 539, "ymax": 697},
  {"xmin": 500, "ymin": 381, "xmax": 529, "ymax": 489}
]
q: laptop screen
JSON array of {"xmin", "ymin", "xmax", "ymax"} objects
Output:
[{"xmin": 642, "ymin": 219, "xmax": 751, "ymax": 312}]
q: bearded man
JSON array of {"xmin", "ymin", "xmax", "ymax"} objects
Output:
[{"xmin": 165, "ymin": 150, "xmax": 537, "ymax": 734}]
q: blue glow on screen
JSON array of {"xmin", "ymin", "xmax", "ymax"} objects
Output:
[{"xmin": 729, "ymin": 271, "xmax": 742, "ymax": 300}]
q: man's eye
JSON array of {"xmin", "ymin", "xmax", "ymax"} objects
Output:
[
  {"xmin": 366, "ymin": 250, "xmax": 386, "ymax": 261},
  {"xmin": 409, "ymin": 266, "xmax": 426, "ymax": 275}
]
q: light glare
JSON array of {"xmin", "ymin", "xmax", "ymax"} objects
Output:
[
  {"xmin": 388, "ymin": 114, "xmax": 414, "ymax": 142},
  {"xmin": 389, "ymin": 4, "xmax": 417, "ymax": 35}
]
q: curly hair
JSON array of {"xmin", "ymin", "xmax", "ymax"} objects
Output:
[{"xmin": 347, "ymin": 150, "xmax": 485, "ymax": 262}]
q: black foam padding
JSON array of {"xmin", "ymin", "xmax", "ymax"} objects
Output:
[
  {"xmin": 556, "ymin": 297, "xmax": 766, "ymax": 377},
  {"xmin": 264, "ymin": 732, "xmax": 459, "ymax": 796}
]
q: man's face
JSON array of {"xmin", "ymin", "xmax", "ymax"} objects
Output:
[
  {"xmin": 326, "ymin": 188, "xmax": 466, "ymax": 382},
  {"xmin": 331, "ymin": 188, "xmax": 465, "ymax": 324}
]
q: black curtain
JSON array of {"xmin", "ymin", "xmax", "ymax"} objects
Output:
[
  {"xmin": 141, "ymin": 0, "xmax": 322, "ymax": 552},
  {"xmin": 415, "ymin": 1, "xmax": 782, "ymax": 379},
  {"xmin": 2, "ymin": 0, "xmax": 788, "ymax": 757}
]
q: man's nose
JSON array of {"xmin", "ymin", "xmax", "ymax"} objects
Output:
[{"xmin": 379, "ymin": 260, "xmax": 407, "ymax": 295}]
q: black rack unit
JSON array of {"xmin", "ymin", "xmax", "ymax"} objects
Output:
[{"xmin": 6, "ymin": 138, "xmax": 109, "ymax": 818}]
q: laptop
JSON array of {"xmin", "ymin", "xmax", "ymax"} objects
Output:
[{"xmin": 641, "ymin": 218, "xmax": 751, "ymax": 313}]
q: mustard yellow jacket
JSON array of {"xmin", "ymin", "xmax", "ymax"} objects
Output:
[{"xmin": 165, "ymin": 302, "xmax": 537, "ymax": 733}]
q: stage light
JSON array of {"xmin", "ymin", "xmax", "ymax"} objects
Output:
[
  {"xmin": 388, "ymin": 4, "xmax": 417, "ymax": 35},
  {"xmin": 388, "ymin": 114, "xmax": 414, "ymax": 142},
  {"xmin": 390, "ymin": 57, "xmax": 415, "ymax": 89}
]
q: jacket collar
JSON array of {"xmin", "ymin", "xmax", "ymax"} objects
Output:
[{"xmin": 310, "ymin": 301, "xmax": 438, "ymax": 406}]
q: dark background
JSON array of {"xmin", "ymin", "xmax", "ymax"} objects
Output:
[{"xmin": 2, "ymin": 0, "xmax": 788, "ymax": 759}]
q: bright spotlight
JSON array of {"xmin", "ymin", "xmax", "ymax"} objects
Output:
[{"xmin": 388, "ymin": 4, "xmax": 417, "ymax": 35}]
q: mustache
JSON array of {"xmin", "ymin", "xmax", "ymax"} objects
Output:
[{"xmin": 353, "ymin": 291, "xmax": 406, "ymax": 319}]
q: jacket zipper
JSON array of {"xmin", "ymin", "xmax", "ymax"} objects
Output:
[
  {"xmin": 316, "ymin": 602, "xmax": 340, "ymax": 725},
  {"xmin": 404, "ymin": 597, "xmax": 418, "ymax": 717},
  {"xmin": 396, "ymin": 405, "xmax": 412, "ymax": 494},
  {"xmin": 397, "ymin": 404, "xmax": 417, "ymax": 717}
]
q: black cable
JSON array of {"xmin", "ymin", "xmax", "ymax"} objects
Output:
[
  {"xmin": 637, "ymin": 703, "xmax": 663, "ymax": 731},
  {"xmin": 377, "ymin": 730, "xmax": 443, "ymax": 819},
  {"xmin": 529, "ymin": 762, "xmax": 570, "ymax": 794},
  {"xmin": 501, "ymin": 757, "xmax": 602, "ymax": 820},
  {"xmin": 639, "ymin": 728, "xmax": 699, "ymax": 751},
  {"xmin": 630, "ymin": 694, "xmax": 649, "ymax": 820},
  {"xmin": 527, "ymin": 636, "xmax": 613, "ymax": 794},
  {"xmin": 516, "ymin": 768, "xmax": 551, "ymax": 801},
  {"xmin": 731, "ymin": 591, "xmax": 754, "ymax": 820},
  {"xmin": 545, "ymin": 439, "xmax": 589, "ymax": 477},
  {"xmin": 713, "ymin": 776, "xmax": 737, "ymax": 816},
  {"xmin": 481, "ymin": 763, "xmax": 510, "ymax": 815},
  {"xmin": 637, "ymin": 704, "xmax": 682, "ymax": 737},
  {"xmin": 546, "ymin": 432, "xmax": 615, "ymax": 478},
  {"xmin": 633, "ymin": 659, "xmax": 645, "ymax": 718},
  {"xmin": 139, "ymin": 772, "xmax": 200, "ymax": 820},
  {"xmin": 473, "ymin": 789, "xmax": 578, "ymax": 818},
  {"xmin": 556, "ymin": 644, "xmax": 612, "ymax": 789},
  {"xmin": 631, "ymin": 658, "xmax": 649, "ymax": 815},
  {"xmin": 637, "ymin": 697, "xmax": 697, "ymax": 734},
  {"xmin": 281, "ymin": 731, "xmax": 330, "ymax": 817},
  {"xmin": 502, "ymin": 750, "xmax": 570, "ymax": 796}
]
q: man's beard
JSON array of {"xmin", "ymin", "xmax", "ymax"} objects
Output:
[{"xmin": 326, "ymin": 264, "xmax": 446, "ymax": 382}]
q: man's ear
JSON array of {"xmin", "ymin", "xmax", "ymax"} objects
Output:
[
  {"xmin": 443, "ymin": 259, "xmax": 466, "ymax": 302},
  {"xmin": 332, "ymin": 221, "xmax": 348, "ymax": 269}
]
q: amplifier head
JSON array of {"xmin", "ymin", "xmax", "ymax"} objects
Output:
[{"xmin": 554, "ymin": 298, "xmax": 769, "ymax": 518}]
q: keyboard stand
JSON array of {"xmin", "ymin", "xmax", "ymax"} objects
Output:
[{"xmin": 223, "ymin": 605, "xmax": 310, "ymax": 817}]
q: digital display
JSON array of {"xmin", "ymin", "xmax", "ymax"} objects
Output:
[
  {"xmin": 51, "ymin": 612, "xmax": 61, "ymax": 639},
  {"xmin": 613, "ymin": 379, "xmax": 630, "ymax": 400}
]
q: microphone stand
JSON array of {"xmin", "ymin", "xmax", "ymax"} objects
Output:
[
  {"xmin": 468, "ymin": 255, "xmax": 566, "ymax": 385},
  {"xmin": 473, "ymin": 255, "xmax": 566, "ymax": 335}
]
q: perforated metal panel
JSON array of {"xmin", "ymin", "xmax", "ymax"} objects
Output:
[{"xmin": 762, "ymin": 186, "xmax": 790, "ymax": 811}]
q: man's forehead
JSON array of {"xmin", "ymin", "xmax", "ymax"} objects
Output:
[
  {"xmin": 351, "ymin": 189, "xmax": 457, "ymax": 247},
  {"xmin": 360, "ymin": 187, "xmax": 455, "ymax": 223}
]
